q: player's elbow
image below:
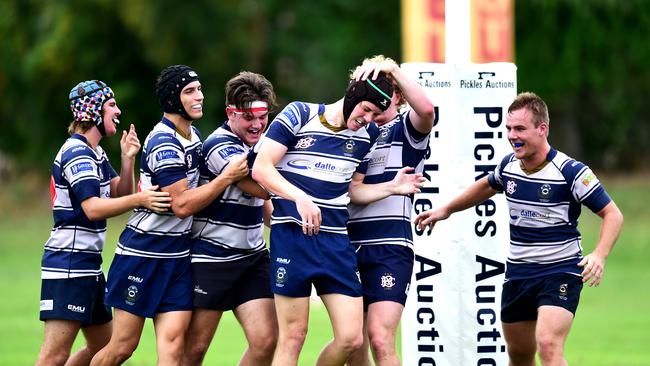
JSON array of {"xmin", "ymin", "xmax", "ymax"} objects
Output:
[{"xmin": 170, "ymin": 204, "xmax": 192, "ymax": 219}]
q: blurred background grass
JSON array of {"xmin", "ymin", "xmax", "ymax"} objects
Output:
[{"xmin": 0, "ymin": 174, "xmax": 647, "ymax": 365}]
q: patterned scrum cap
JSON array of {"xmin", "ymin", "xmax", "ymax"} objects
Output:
[{"xmin": 69, "ymin": 80, "xmax": 115, "ymax": 128}]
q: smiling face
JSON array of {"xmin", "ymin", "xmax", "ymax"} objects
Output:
[
  {"xmin": 180, "ymin": 81, "xmax": 204, "ymax": 121},
  {"xmin": 506, "ymin": 107, "xmax": 549, "ymax": 164},
  {"xmin": 228, "ymin": 108, "xmax": 269, "ymax": 146},
  {"xmin": 101, "ymin": 98, "xmax": 121, "ymax": 136},
  {"xmin": 346, "ymin": 101, "xmax": 383, "ymax": 131}
]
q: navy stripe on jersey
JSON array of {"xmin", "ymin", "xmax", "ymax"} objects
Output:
[
  {"xmin": 348, "ymin": 111, "xmax": 431, "ymax": 248},
  {"xmin": 263, "ymin": 102, "xmax": 380, "ymax": 234},
  {"xmin": 42, "ymin": 134, "xmax": 117, "ymax": 279},
  {"xmin": 190, "ymin": 122, "xmax": 266, "ymax": 263},
  {"xmin": 488, "ymin": 148, "xmax": 611, "ymax": 280},
  {"xmin": 116, "ymin": 118, "xmax": 202, "ymax": 258}
]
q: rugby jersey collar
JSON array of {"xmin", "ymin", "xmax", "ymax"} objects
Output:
[
  {"xmin": 70, "ymin": 133, "xmax": 88, "ymax": 145},
  {"xmin": 161, "ymin": 116, "xmax": 176, "ymax": 131}
]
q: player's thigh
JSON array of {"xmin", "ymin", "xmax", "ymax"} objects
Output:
[
  {"xmin": 366, "ymin": 301, "xmax": 404, "ymax": 339},
  {"xmin": 273, "ymin": 294, "xmax": 310, "ymax": 335},
  {"xmin": 185, "ymin": 308, "xmax": 223, "ymax": 346},
  {"xmin": 109, "ymin": 308, "xmax": 146, "ymax": 350},
  {"xmin": 535, "ymin": 305, "xmax": 574, "ymax": 344},
  {"xmin": 502, "ymin": 320, "xmax": 537, "ymax": 356},
  {"xmin": 80, "ymin": 322, "xmax": 112, "ymax": 351},
  {"xmin": 153, "ymin": 310, "xmax": 192, "ymax": 344},
  {"xmin": 321, "ymin": 293, "xmax": 364, "ymax": 341},
  {"xmin": 235, "ymin": 298, "xmax": 278, "ymax": 341},
  {"xmin": 41, "ymin": 319, "xmax": 81, "ymax": 352}
]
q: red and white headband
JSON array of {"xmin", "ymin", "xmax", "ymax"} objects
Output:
[{"xmin": 227, "ymin": 101, "xmax": 268, "ymax": 114}]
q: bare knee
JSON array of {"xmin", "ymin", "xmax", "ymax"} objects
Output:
[
  {"xmin": 36, "ymin": 348, "xmax": 70, "ymax": 366},
  {"xmin": 249, "ymin": 331, "xmax": 278, "ymax": 358},
  {"xmin": 367, "ymin": 327, "xmax": 395, "ymax": 356},
  {"xmin": 335, "ymin": 331, "xmax": 364, "ymax": 354},
  {"xmin": 537, "ymin": 336, "xmax": 564, "ymax": 362}
]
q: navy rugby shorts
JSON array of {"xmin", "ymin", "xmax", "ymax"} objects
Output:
[{"xmin": 40, "ymin": 275, "xmax": 111, "ymax": 326}]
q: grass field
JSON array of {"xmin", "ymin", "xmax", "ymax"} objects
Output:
[{"xmin": 0, "ymin": 174, "xmax": 648, "ymax": 365}]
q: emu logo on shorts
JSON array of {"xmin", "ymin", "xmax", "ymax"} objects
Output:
[
  {"xmin": 67, "ymin": 304, "xmax": 86, "ymax": 313},
  {"xmin": 559, "ymin": 283, "xmax": 568, "ymax": 300},
  {"xmin": 125, "ymin": 285, "xmax": 140, "ymax": 305},
  {"xmin": 381, "ymin": 273, "xmax": 396, "ymax": 289},
  {"xmin": 506, "ymin": 180, "xmax": 517, "ymax": 195},
  {"xmin": 276, "ymin": 267, "xmax": 287, "ymax": 287}
]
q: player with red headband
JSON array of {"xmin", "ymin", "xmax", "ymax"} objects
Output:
[{"xmin": 182, "ymin": 71, "xmax": 278, "ymax": 366}]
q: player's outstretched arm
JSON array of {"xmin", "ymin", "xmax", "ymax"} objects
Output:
[
  {"xmin": 81, "ymin": 185, "xmax": 171, "ymax": 221},
  {"xmin": 414, "ymin": 176, "xmax": 497, "ymax": 235},
  {"xmin": 348, "ymin": 167, "xmax": 425, "ymax": 205},
  {"xmin": 578, "ymin": 201, "xmax": 624, "ymax": 287}
]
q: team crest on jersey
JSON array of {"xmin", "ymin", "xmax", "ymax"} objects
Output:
[
  {"xmin": 295, "ymin": 137, "xmax": 316, "ymax": 150},
  {"xmin": 275, "ymin": 267, "xmax": 287, "ymax": 287},
  {"xmin": 343, "ymin": 139, "xmax": 357, "ymax": 155},
  {"xmin": 538, "ymin": 183, "xmax": 551, "ymax": 201},
  {"xmin": 380, "ymin": 273, "xmax": 396, "ymax": 289},
  {"xmin": 186, "ymin": 154, "xmax": 193, "ymax": 168},
  {"xmin": 506, "ymin": 180, "xmax": 517, "ymax": 195},
  {"xmin": 125, "ymin": 285, "xmax": 140, "ymax": 305},
  {"xmin": 376, "ymin": 126, "xmax": 390, "ymax": 143}
]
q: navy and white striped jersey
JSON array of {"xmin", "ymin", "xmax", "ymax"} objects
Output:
[
  {"xmin": 116, "ymin": 118, "xmax": 202, "ymax": 259},
  {"xmin": 263, "ymin": 102, "xmax": 380, "ymax": 234},
  {"xmin": 43, "ymin": 134, "xmax": 118, "ymax": 279},
  {"xmin": 348, "ymin": 111, "xmax": 430, "ymax": 248},
  {"xmin": 487, "ymin": 148, "xmax": 611, "ymax": 280},
  {"xmin": 190, "ymin": 122, "xmax": 266, "ymax": 263}
]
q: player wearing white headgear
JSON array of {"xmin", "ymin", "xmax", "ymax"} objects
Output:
[{"xmin": 36, "ymin": 80, "xmax": 171, "ymax": 366}]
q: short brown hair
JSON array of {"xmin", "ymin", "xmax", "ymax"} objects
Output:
[
  {"xmin": 508, "ymin": 92, "xmax": 549, "ymax": 127},
  {"xmin": 225, "ymin": 71, "xmax": 277, "ymax": 112}
]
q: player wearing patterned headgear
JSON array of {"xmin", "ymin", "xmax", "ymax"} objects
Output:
[
  {"xmin": 252, "ymin": 68, "xmax": 425, "ymax": 366},
  {"xmin": 182, "ymin": 71, "xmax": 278, "ymax": 366},
  {"xmin": 415, "ymin": 92, "xmax": 624, "ymax": 366},
  {"xmin": 345, "ymin": 55, "xmax": 435, "ymax": 366},
  {"xmin": 36, "ymin": 80, "xmax": 171, "ymax": 366},
  {"xmin": 91, "ymin": 66, "xmax": 249, "ymax": 366}
]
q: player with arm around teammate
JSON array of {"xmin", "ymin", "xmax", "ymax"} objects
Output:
[
  {"xmin": 90, "ymin": 66, "xmax": 248, "ymax": 366},
  {"xmin": 182, "ymin": 71, "xmax": 277, "ymax": 366},
  {"xmin": 345, "ymin": 55, "xmax": 435, "ymax": 366},
  {"xmin": 36, "ymin": 80, "xmax": 171, "ymax": 366},
  {"xmin": 252, "ymin": 72, "xmax": 424, "ymax": 366},
  {"xmin": 414, "ymin": 92, "xmax": 623, "ymax": 366}
]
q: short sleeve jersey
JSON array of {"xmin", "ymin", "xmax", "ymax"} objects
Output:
[
  {"xmin": 42, "ymin": 134, "xmax": 118, "ymax": 279},
  {"xmin": 116, "ymin": 117, "xmax": 202, "ymax": 258},
  {"xmin": 263, "ymin": 101, "xmax": 380, "ymax": 234},
  {"xmin": 190, "ymin": 122, "xmax": 266, "ymax": 263},
  {"xmin": 348, "ymin": 110, "xmax": 430, "ymax": 248},
  {"xmin": 488, "ymin": 148, "xmax": 611, "ymax": 280}
]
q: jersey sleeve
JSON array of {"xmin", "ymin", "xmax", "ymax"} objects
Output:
[
  {"xmin": 402, "ymin": 111, "xmax": 431, "ymax": 147},
  {"xmin": 205, "ymin": 139, "xmax": 247, "ymax": 176},
  {"xmin": 487, "ymin": 153, "xmax": 513, "ymax": 192},
  {"xmin": 566, "ymin": 161, "xmax": 611, "ymax": 213},
  {"xmin": 146, "ymin": 132, "xmax": 188, "ymax": 188},
  {"xmin": 62, "ymin": 148, "xmax": 100, "ymax": 203},
  {"xmin": 264, "ymin": 102, "xmax": 311, "ymax": 147}
]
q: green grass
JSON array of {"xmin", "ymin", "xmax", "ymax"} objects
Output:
[{"xmin": 0, "ymin": 175, "xmax": 648, "ymax": 365}]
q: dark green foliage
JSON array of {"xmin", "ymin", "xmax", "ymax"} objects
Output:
[{"xmin": 1, "ymin": 0, "xmax": 648, "ymax": 171}]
